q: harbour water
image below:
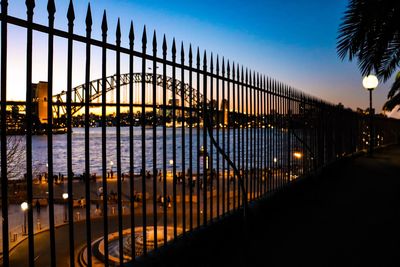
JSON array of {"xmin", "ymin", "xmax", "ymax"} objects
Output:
[{"xmin": 7, "ymin": 127, "xmax": 289, "ymax": 179}]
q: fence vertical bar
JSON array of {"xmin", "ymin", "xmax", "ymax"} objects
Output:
[
  {"xmin": 84, "ymin": 5, "xmax": 93, "ymax": 266},
  {"xmin": 245, "ymin": 69, "xmax": 249, "ymax": 201},
  {"xmin": 128, "ymin": 21, "xmax": 136, "ymax": 261},
  {"xmin": 209, "ymin": 53, "xmax": 214, "ymax": 221},
  {"xmin": 202, "ymin": 51, "xmax": 208, "ymax": 225},
  {"xmin": 0, "ymin": 1, "xmax": 9, "ymax": 266},
  {"xmin": 171, "ymin": 39, "xmax": 178, "ymax": 238},
  {"xmin": 66, "ymin": 2, "xmax": 75, "ymax": 266},
  {"xmin": 188, "ymin": 44, "xmax": 193, "ymax": 231},
  {"xmin": 162, "ymin": 35, "xmax": 168, "ymax": 243},
  {"xmin": 196, "ymin": 47, "xmax": 201, "ymax": 228},
  {"xmin": 226, "ymin": 61, "xmax": 231, "ymax": 211},
  {"xmin": 236, "ymin": 64, "xmax": 241, "ymax": 207},
  {"xmin": 180, "ymin": 42, "xmax": 186, "ymax": 233},
  {"xmin": 256, "ymin": 73, "xmax": 260, "ymax": 198},
  {"xmin": 101, "ymin": 11, "xmax": 109, "ymax": 266},
  {"xmin": 47, "ymin": 1, "xmax": 56, "ymax": 266},
  {"xmin": 287, "ymin": 87, "xmax": 291, "ymax": 185},
  {"xmin": 241, "ymin": 66, "xmax": 245, "ymax": 206},
  {"xmin": 273, "ymin": 80, "xmax": 277, "ymax": 191},
  {"xmin": 216, "ymin": 56, "xmax": 220, "ymax": 217},
  {"xmin": 141, "ymin": 26, "xmax": 148, "ymax": 254},
  {"xmin": 221, "ymin": 58, "xmax": 225, "ymax": 214},
  {"xmin": 115, "ymin": 19, "xmax": 124, "ymax": 264},
  {"xmin": 232, "ymin": 63, "xmax": 236, "ymax": 210},
  {"xmin": 263, "ymin": 76, "xmax": 267, "ymax": 195},
  {"xmin": 152, "ymin": 30, "xmax": 158, "ymax": 249},
  {"xmin": 25, "ymin": 1, "xmax": 35, "ymax": 266}
]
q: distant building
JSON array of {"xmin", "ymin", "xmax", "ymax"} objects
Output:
[
  {"xmin": 221, "ymin": 99, "xmax": 229, "ymax": 126},
  {"xmin": 32, "ymin": 82, "xmax": 48, "ymax": 124}
]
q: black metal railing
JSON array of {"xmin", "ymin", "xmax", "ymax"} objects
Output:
[{"xmin": 1, "ymin": 1, "xmax": 400, "ymax": 267}]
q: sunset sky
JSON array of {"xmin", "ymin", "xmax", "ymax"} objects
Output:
[{"xmin": 4, "ymin": 0, "xmax": 399, "ymax": 115}]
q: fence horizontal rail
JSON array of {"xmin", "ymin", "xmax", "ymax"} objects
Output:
[{"xmin": 1, "ymin": 1, "xmax": 400, "ymax": 267}]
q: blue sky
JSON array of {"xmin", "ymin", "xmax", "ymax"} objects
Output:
[{"xmin": 5, "ymin": 0, "xmax": 398, "ymax": 113}]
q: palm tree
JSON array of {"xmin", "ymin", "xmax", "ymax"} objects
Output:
[
  {"xmin": 337, "ymin": 0, "xmax": 400, "ymax": 81},
  {"xmin": 383, "ymin": 72, "xmax": 400, "ymax": 111}
]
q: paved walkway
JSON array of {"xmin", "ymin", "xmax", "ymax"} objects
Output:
[
  {"xmin": 140, "ymin": 145, "xmax": 400, "ymax": 267},
  {"xmin": 4, "ymin": 145, "xmax": 400, "ymax": 266}
]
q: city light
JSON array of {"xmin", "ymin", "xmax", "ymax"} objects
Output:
[
  {"xmin": 20, "ymin": 201, "xmax": 28, "ymax": 211},
  {"xmin": 293, "ymin": 152, "xmax": 303, "ymax": 159},
  {"xmin": 62, "ymin": 193, "xmax": 69, "ymax": 200}
]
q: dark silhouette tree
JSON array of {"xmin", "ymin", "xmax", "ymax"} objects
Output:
[
  {"xmin": 337, "ymin": 0, "xmax": 400, "ymax": 111},
  {"xmin": 337, "ymin": 0, "xmax": 400, "ymax": 80},
  {"xmin": 383, "ymin": 72, "xmax": 400, "ymax": 111}
]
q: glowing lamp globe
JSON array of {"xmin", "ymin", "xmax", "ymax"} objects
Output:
[
  {"xmin": 62, "ymin": 193, "xmax": 69, "ymax": 200},
  {"xmin": 362, "ymin": 75, "xmax": 378, "ymax": 90},
  {"xmin": 21, "ymin": 201, "xmax": 28, "ymax": 211}
]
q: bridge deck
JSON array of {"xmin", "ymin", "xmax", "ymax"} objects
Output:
[{"xmin": 137, "ymin": 144, "xmax": 400, "ymax": 267}]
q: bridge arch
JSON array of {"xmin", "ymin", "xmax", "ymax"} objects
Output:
[{"xmin": 52, "ymin": 73, "xmax": 204, "ymax": 117}]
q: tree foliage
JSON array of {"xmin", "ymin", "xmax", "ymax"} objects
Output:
[
  {"xmin": 0, "ymin": 136, "xmax": 25, "ymax": 180},
  {"xmin": 383, "ymin": 72, "xmax": 400, "ymax": 111},
  {"xmin": 337, "ymin": 0, "xmax": 400, "ymax": 81}
]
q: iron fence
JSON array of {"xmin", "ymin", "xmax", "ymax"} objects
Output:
[{"xmin": 0, "ymin": 0, "xmax": 400, "ymax": 266}]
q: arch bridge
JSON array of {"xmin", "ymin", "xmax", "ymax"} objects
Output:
[{"xmin": 52, "ymin": 73, "xmax": 204, "ymax": 118}]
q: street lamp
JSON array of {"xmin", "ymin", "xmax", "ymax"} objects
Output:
[
  {"xmin": 62, "ymin": 193, "xmax": 68, "ymax": 222},
  {"xmin": 20, "ymin": 201, "xmax": 28, "ymax": 235},
  {"xmin": 362, "ymin": 75, "xmax": 379, "ymax": 155},
  {"xmin": 110, "ymin": 161, "xmax": 114, "ymax": 178}
]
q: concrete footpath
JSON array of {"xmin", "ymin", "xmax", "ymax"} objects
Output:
[{"xmin": 139, "ymin": 145, "xmax": 400, "ymax": 267}]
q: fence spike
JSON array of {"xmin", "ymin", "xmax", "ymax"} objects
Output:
[
  {"xmin": 189, "ymin": 44, "xmax": 193, "ymax": 65},
  {"xmin": 222, "ymin": 57, "xmax": 225, "ymax": 75},
  {"xmin": 67, "ymin": 0, "xmax": 75, "ymax": 23},
  {"xmin": 85, "ymin": 3, "xmax": 92, "ymax": 32},
  {"xmin": 1, "ymin": 0, "xmax": 8, "ymax": 11},
  {"xmin": 216, "ymin": 55, "xmax": 219, "ymax": 74},
  {"xmin": 172, "ymin": 38, "xmax": 176, "ymax": 57},
  {"xmin": 196, "ymin": 47, "xmax": 200, "ymax": 67},
  {"xmin": 101, "ymin": 10, "xmax": 108, "ymax": 34},
  {"xmin": 249, "ymin": 69, "xmax": 252, "ymax": 85},
  {"xmin": 181, "ymin": 42, "xmax": 184, "ymax": 63},
  {"xmin": 227, "ymin": 60, "xmax": 230, "ymax": 76},
  {"xmin": 116, "ymin": 18, "xmax": 121, "ymax": 45},
  {"xmin": 47, "ymin": 0, "xmax": 56, "ymax": 16},
  {"xmin": 263, "ymin": 75, "xmax": 266, "ymax": 90},
  {"xmin": 162, "ymin": 34, "xmax": 167, "ymax": 55},
  {"xmin": 26, "ymin": 0, "xmax": 35, "ymax": 14},
  {"xmin": 203, "ymin": 50, "xmax": 207, "ymax": 68},
  {"xmin": 129, "ymin": 21, "xmax": 134, "ymax": 45},
  {"xmin": 232, "ymin": 62, "xmax": 235, "ymax": 79},
  {"xmin": 142, "ymin": 25, "xmax": 147, "ymax": 48},
  {"xmin": 152, "ymin": 30, "xmax": 157, "ymax": 52},
  {"xmin": 210, "ymin": 53, "xmax": 213, "ymax": 73}
]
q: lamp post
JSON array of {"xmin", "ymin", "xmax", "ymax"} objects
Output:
[
  {"xmin": 20, "ymin": 201, "xmax": 28, "ymax": 235},
  {"xmin": 62, "ymin": 193, "xmax": 68, "ymax": 222},
  {"xmin": 110, "ymin": 160, "xmax": 114, "ymax": 178},
  {"xmin": 362, "ymin": 75, "xmax": 379, "ymax": 156}
]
